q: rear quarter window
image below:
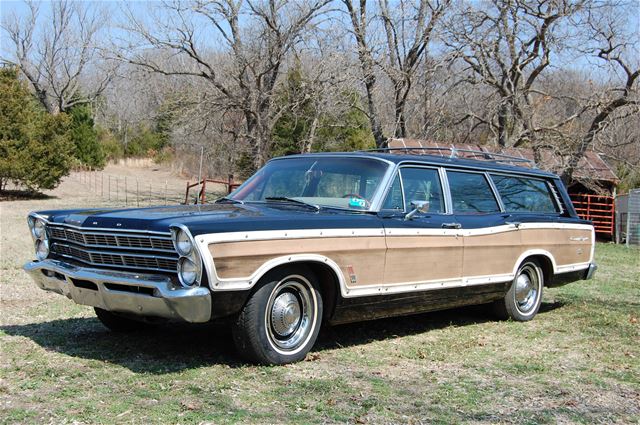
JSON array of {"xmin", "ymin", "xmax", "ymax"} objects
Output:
[{"xmin": 491, "ymin": 174, "xmax": 559, "ymax": 213}]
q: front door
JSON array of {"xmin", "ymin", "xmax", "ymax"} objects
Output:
[{"xmin": 380, "ymin": 167, "xmax": 463, "ymax": 287}]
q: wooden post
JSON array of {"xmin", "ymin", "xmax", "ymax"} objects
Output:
[
  {"xmin": 136, "ymin": 179, "xmax": 139, "ymax": 207},
  {"xmin": 124, "ymin": 177, "xmax": 128, "ymax": 206},
  {"xmin": 185, "ymin": 182, "xmax": 190, "ymax": 205},
  {"xmin": 228, "ymin": 174, "xmax": 234, "ymax": 194},
  {"xmin": 165, "ymin": 180, "xmax": 168, "ymax": 205}
]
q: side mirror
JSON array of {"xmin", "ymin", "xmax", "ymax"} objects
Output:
[{"xmin": 404, "ymin": 200, "xmax": 430, "ymax": 221}]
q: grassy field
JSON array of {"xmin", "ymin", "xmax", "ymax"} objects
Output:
[{"xmin": 1, "ymin": 170, "xmax": 639, "ymax": 424}]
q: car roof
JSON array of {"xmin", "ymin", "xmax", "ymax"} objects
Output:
[{"xmin": 274, "ymin": 152, "xmax": 559, "ymax": 179}]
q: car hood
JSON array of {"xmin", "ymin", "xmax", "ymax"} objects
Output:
[{"xmin": 36, "ymin": 203, "xmax": 382, "ymax": 235}]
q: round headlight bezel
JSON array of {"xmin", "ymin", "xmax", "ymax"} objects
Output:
[
  {"xmin": 35, "ymin": 239, "xmax": 49, "ymax": 261},
  {"xmin": 33, "ymin": 219, "xmax": 46, "ymax": 239},
  {"xmin": 177, "ymin": 256, "xmax": 199, "ymax": 287},
  {"xmin": 175, "ymin": 230, "xmax": 193, "ymax": 256},
  {"xmin": 171, "ymin": 224, "xmax": 203, "ymax": 288}
]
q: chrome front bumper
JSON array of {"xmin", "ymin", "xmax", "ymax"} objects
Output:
[{"xmin": 23, "ymin": 259, "xmax": 211, "ymax": 323}]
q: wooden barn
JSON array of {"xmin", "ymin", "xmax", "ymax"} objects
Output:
[{"xmin": 386, "ymin": 139, "xmax": 619, "ymax": 239}]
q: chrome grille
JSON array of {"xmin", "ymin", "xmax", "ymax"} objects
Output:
[
  {"xmin": 48, "ymin": 225, "xmax": 178, "ymax": 273},
  {"xmin": 48, "ymin": 226, "xmax": 175, "ymax": 252},
  {"xmin": 51, "ymin": 242, "xmax": 178, "ymax": 273}
]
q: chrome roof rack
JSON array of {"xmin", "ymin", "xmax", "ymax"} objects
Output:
[{"xmin": 360, "ymin": 147, "xmax": 535, "ymax": 167}]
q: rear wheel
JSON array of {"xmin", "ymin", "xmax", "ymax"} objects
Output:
[
  {"xmin": 494, "ymin": 260, "xmax": 543, "ymax": 321},
  {"xmin": 232, "ymin": 266, "xmax": 323, "ymax": 365},
  {"xmin": 94, "ymin": 307, "xmax": 153, "ymax": 332}
]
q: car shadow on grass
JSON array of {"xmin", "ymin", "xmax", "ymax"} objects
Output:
[{"xmin": 0, "ymin": 302, "xmax": 565, "ymax": 372}]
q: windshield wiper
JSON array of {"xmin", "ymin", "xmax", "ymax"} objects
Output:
[
  {"xmin": 265, "ymin": 197, "xmax": 320, "ymax": 211},
  {"xmin": 215, "ymin": 197, "xmax": 244, "ymax": 204}
]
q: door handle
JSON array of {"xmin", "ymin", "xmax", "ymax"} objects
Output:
[{"xmin": 442, "ymin": 222, "xmax": 462, "ymax": 229}]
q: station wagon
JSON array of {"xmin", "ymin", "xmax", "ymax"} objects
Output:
[{"xmin": 24, "ymin": 149, "xmax": 596, "ymax": 364}]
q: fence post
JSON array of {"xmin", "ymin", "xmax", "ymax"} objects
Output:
[
  {"xmin": 108, "ymin": 175, "xmax": 111, "ymax": 201},
  {"xmin": 149, "ymin": 183, "xmax": 152, "ymax": 206},
  {"xmin": 136, "ymin": 179, "xmax": 139, "ymax": 207},
  {"xmin": 124, "ymin": 177, "xmax": 128, "ymax": 206},
  {"xmin": 165, "ymin": 180, "xmax": 168, "ymax": 205},
  {"xmin": 101, "ymin": 173, "xmax": 104, "ymax": 197},
  {"xmin": 185, "ymin": 182, "xmax": 189, "ymax": 205},
  {"xmin": 228, "ymin": 174, "xmax": 233, "ymax": 194},
  {"xmin": 201, "ymin": 179, "xmax": 207, "ymax": 204},
  {"xmin": 116, "ymin": 177, "xmax": 119, "ymax": 202}
]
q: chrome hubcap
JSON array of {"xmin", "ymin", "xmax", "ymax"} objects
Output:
[
  {"xmin": 271, "ymin": 292, "xmax": 301, "ymax": 337},
  {"xmin": 265, "ymin": 277, "xmax": 316, "ymax": 353},
  {"xmin": 514, "ymin": 265, "xmax": 539, "ymax": 313}
]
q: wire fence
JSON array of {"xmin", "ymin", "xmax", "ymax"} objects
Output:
[{"xmin": 71, "ymin": 168, "xmax": 229, "ymax": 207}]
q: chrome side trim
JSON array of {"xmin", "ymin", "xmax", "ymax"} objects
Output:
[
  {"xmin": 197, "ymin": 223, "xmax": 593, "ymax": 297},
  {"xmin": 23, "ymin": 259, "xmax": 211, "ymax": 322}
]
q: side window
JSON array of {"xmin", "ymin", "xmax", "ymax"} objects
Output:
[
  {"xmin": 447, "ymin": 171, "xmax": 500, "ymax": 213},
  {"xmin": 491, "ymin": 175, "xmax": 559, "ymax": 213},
  {"xmin": 400, "ymin": 168, "xmax": 445, "ymax": 213},
  {"xmin": 382, "ymin": 174, "xmax": 404, "ymax": 210}
]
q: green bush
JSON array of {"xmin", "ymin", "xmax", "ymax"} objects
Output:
[
  {"xmin": 97, "ymin": 127, "xmax": 124, "ymax": 161},
  {"xmin": 69, "ymin": 104, "xmax": 105, "ymax": 168},
  {"xmin": 0, "ymin": 67, "xmax": 73, "ymax": 192}
]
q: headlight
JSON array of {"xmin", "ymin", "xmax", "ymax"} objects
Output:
[
  {"xmin": 178, "ymin": 256, "xmax": 198, "ymax": 287},
  {"xmin": 33, "ymin": 219, "xmax": 46, "ymax": 238},
  {"xmin": 35, "ymin": 239, "xmax": 49, "ymax": 260},
  {"xmin": 175, "ymin": 230, "xmax": 193, "ymax": 256},
  {"xmin": 171, "ymin": 225, "xmax": 202, "ymax": 288}
]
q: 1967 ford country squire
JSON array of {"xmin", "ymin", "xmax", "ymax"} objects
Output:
[{"xmin": 24, "ymin": 149, "xmax": 596, "ymax": 364}]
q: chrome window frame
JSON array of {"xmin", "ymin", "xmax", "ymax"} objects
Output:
[{"xmin": 379, "ymin": 164, "xmax": 449, "ymax": 215}]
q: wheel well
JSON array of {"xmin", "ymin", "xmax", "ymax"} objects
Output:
[
  {"xmin": 521, "ymin": 255, "xmax": 553, "ymax": 286},
  {"xmin": 259, "ymin": 261, "xmax": 340, "ymax": 322}
]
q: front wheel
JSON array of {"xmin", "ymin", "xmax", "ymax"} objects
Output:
[
  {"xmin": 232, "ymin": 266, "xmax": 323, "ymax": 365},
  {"xmin": 494, "ymin": 260, "xmax": 543, "ymax": 321}
]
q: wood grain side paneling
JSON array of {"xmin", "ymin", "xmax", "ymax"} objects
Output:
[
  {"xmin": 520, "ymin": 228, "xmax": 592, "ymax": 266},
  {"xmin": 383, "ymin": 235, "xmax": 463, "ymax": 284},
  {"xmin": 210, "ymin": 236, "xmax": 386, "ymax": 286}
]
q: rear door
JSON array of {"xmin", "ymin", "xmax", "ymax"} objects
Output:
[
  {"xmin": 445, "ymin": 169, "xmax": 520, "ymax": 281},
  {"xmin": 380, "ymin": 166, "xmax": 463, "ymax": 286}
]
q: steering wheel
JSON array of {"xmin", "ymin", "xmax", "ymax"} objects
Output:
[{"xmin": 342, "ymin": 193, "xmax": 371, "ymax": 208}]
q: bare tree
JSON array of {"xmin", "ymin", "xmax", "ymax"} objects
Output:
[
  {"xmin": 378, "ymin": 0, "xmax": 449, "ymax": 138},
  {"xmin": 1, "ymin": 0, "xmax": 114, "ymax": 114},
  {"xmin": 444, "ymin": 0, "xmax": 586, "ymax": 148},
  {"xmin": 560, "ymin": 1, "xmax": 639, "ymax": 183},
  {"xmin": 341, "ymin": 0, "xmax": 387, "ymax": 147},
  {"xmin": 118, "ymin": 0, "xmax": 330, "ymax": 171}
]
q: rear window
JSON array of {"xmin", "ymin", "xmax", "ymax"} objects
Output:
[
  {"xmin": 491, "ymin": 175, "xmax": 558, "ymax": 213},
  {"xmin": 447, "ymin": 171, "xmax": 500, "ymax": 213}
]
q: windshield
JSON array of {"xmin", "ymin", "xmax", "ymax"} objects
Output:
[{"xmin": 229, "ymin": 157, "xmax": 390, "ymax": 210}]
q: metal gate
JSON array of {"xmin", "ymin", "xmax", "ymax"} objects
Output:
[{"xmin": 570, "ymin": 194, "xmax": 615, "ymax": 239}]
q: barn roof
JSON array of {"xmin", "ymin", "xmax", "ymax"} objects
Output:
[{"xmin": 387, "ymin": 138, "xmax": 619, "ymax": 186}]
